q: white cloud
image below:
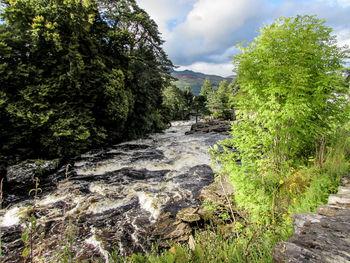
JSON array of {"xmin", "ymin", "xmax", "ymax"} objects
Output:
[
  {"xmin": 177, "ymin": 61, "xmax": 234, "ymax": 77},
  {"xmin": 178, "ymin": 0, "xmax": 253, "ymax": 44},
  {"xmin": 166, "ymin": 0, "xmax": 270, "ymax": 64},
  {"xmin": 338, "ymin": 0, "xmax": 350, "ymax": 7},
  {"xmin": 323, "ymin": 0, "xmax": 350, "ymax": 7},
  {"xmin": 337, "ymin": 29, "xmax": 350, "ymax": 47},
  {"xmin": 137, "ymin": 0, "xmax": 350, "ymax": 75},
  {"xmin": 136, "ymin": 0, "xmax": 196, "ymax": 39}
]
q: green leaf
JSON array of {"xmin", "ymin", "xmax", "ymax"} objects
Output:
[{"xmin": 21, "ymin": 231, "xmax": 29, "ymax": 243}]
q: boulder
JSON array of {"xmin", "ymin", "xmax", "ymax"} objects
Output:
[
  {"xmin": 317, "ymin": 205, "xmax": 350, "ymax": 217},
  {"xmin": 272, "ymin": 213, "xmax": 350, "ymax": 262},
  {"xmin": 185, "ymin": 120, "xmax": 232, "ymax": 135},
  {"xmin": 151, "ymin": 212, "xmax": 192, "ymax": 248},
  {"xmin": 6, "ymin": 159, "xmax": 60, "ymax": 184},
  {"xmin": 199, "ymin": 180, "xmax": 235, "ymax": 207},
  {"xmin": 176, "ymin": 207, "xmax": 201, "ymax": 223},
  {"xmin": 273, "ymin": 180, "xmax": 350, "ymax": 263}
]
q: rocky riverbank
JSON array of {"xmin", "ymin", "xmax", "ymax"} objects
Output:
[
  {"xmin": 0, "ymin": 121, "xmax": 230, "ymax": 262},
  {"xmin": 273, "ymin": 175, "xmax": 350, "ymax": 262}
]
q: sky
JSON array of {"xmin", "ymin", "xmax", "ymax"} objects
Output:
[{"xmin": 136, "ymin": 0, "xmax": 350, "ymax": 77}]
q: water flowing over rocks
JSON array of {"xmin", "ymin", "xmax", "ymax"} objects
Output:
[
  {"xmin": 0, "ymin": 121, "xmax": 228, "ymax": 262},
  {"xmin": 185, "ymin": 119, "xmax": 232, "ymax": 135},
  {"xmin": 272, "ymin": 175, "xmax": 350, "ymax": 263}
]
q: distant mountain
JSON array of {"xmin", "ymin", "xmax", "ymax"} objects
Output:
[{"xmin": 171, "ymin": 69, "xmax": 235, "ymax": 95}]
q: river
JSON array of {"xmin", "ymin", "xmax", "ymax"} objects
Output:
[{"xmin": 0, "ymin": 121, "xmax": 228, "ymax": 262}]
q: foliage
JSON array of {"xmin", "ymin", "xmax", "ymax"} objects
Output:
[
  {"xmin": 210, "ymin": 15, "xmax": 350, "ymax": 221},
  {"xmin": 206, "ymin": 79, "xmax": 238, "ymax": 120},
  {"xmin": 0, "ymin": 0, "xmax": 173, "ymax": 159},
  {"xmin": 192, "ymin": 95, "xmax": 207, "ymax": 121},
  {"xmin": 162, "ymin": 85, "xmax": 193, "ymax": 121},
  {"xmin": 230, "ymin": 15, "xmax": 349, "ymax": 167}
]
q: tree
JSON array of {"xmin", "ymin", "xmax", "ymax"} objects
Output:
[
  {"xmin": 162, "ymin": 85, "xmax": 187, "ymax": 120},
  {"xmin": 199, "ymin": 78, "xmax": 213, "ymax": 98},
  {"xmin": 192, "ymin": 95, "xmax": 207, "ymax": 122},
  {"xmin": 199, "ymin": 77, "xmax": 213, "ymax": 115},
  {"xmin": 97, "ymin": 0, "xmax": 174, "ymax": 138},
  {"xmin": 214, "ymin": 15, "xmax": 349, "ymax": 219},
  {"xmin": 206, "ymin": 79, "xmax": 237, "ymax": 120},
  {"xmin": 0, "ymin": 0, "xmax": 173, "ymax": 159},
  {"xmin": 230, "ymin": 15, "xmax": 349, "ymax": 166}
]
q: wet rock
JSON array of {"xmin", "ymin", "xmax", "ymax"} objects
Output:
[
  {"xmin": 1, "ymin": 121, "xmax": 229, "ymax": 261},
  {"xmin": 7, "ymin": 159, "xmax": 60, "ymax": 184},
  {"xmin": 185, "ymin": 120, "xmax": 232, "ymax": 135},
  {"xmin": 176, "ymin": 207, "xmax": 201, "ymax": 223},
  {"xmin": 3, "ymin": 159, "xmax": 61, "ymax": 206},
  {"xmin": 0, "ymin": 225, "xmax": 23, "ymax": 262},
  {"xmin": 162, "ymin": 165, "xmax": 215, "ymax": 216}
]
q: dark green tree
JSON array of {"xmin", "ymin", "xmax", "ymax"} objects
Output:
[
  {"xmin": 183, "ymin": 85, "xmax": 194, "ymax": 119},
  {"xmin": 205, "ymin": 79, "xmax": 238, "ymax": 120},
  {"xmin": 0, "ymin": 0, "xmax": 173, "ymax": 159},
  {"xmin": 199, "ymin": 77, "xmax": 213, "ymax": 116},
  {"xmin": 98, "ymin": 0, "xmax": 174, "ymax": 137},
  {"xmin": 192, "ymin": 95, "xmax": 207, "ymax": 122},
  {"xmin": 162, "ymin": 85, "xmax": 187, "ymax": 120}
]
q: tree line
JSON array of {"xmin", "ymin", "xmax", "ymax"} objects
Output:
[
  {"xmin": 0, "ymin": 0, "xmax": 173, "ymax": 160},
  {"xmin": 163, "ymin": 78, "xmax": 239, "ymax": 121}
]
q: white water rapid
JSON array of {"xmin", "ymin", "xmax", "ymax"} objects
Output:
[{"xmin": 0, "ymin": 121, "xmax": 228, "ymax": 262}]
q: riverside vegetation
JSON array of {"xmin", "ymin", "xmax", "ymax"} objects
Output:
[
  {"xmin": 0, "ymin": 0, "xmax": 174, "ymax": 161},
  {"xmin": 1, "ymin": 2, "xmax": 350, "ymax": 262},
  {"xmin": 115, "ymin": 15, "xmax": 350, "ymax": 263}
]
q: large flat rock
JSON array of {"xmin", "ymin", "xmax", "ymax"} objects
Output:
[{"xmin": 273, "ymin": 182, "xmax": 350, "ymax": 262}]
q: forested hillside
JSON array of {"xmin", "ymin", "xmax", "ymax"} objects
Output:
[
  {"xmin": 0, "ymin": 0, "xmax": 173, "ymax": 160},
  {"xmin": 171, "ymin": 69, "xmax": 233, "ymax": 95}
]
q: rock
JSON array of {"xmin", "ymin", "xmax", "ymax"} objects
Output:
[
  {"xmin": 188, "ymin": 235, "xmax": 196, "ymax": 250},
  {"xmin": 317, "ymin": 205, "xmax": 350, "ymax": 217},
  {"xmin": 328, "ymin": 193, "xmax": 350, "ymax": 207},
  {"xmin": 273, "ymin": 178, "xmax": 350, "ymax": 263},
  {"xmin": 176, "ymin": 207, "xmax": 201, "ymax": 223},
  {"xmin": 338, "ymin": 186, "xmax": 350, "ymax": 195},
  {"xmin": 151, "ymin": 212, "xmax": 192, "ymax": 248},
  {"xmin": 6, "ymin": 159, "xmax": 60, "ymax": 184},
  {"xmin": 292, "ymin": 213, "xmax": 323, "ymax": 236},
  {"xmin": 273, "ymin": 213, "xmax": 350, "ymax": 262},
  {"xmin": 273, "ymin": 241, "xmax": 321, "ymax": 263},
  {"xmin": 185, "ymin": 120, "xmax": 232, "ymax": 135},
  {"xmin": 199, "ymin": 180, "xmax": 235, "ymax": 207},
  {"xmin": 341, "ymin": 175, "xmax": 350, "ymax": 185}
]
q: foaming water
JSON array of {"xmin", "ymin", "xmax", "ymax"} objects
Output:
[
  {"xmin": 0, "ymin": 206, "xmax": 29, "ymax": 227},
  {"xmin": 1, "ymin": 121, "xmax": 229, "ymax": 261}
]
